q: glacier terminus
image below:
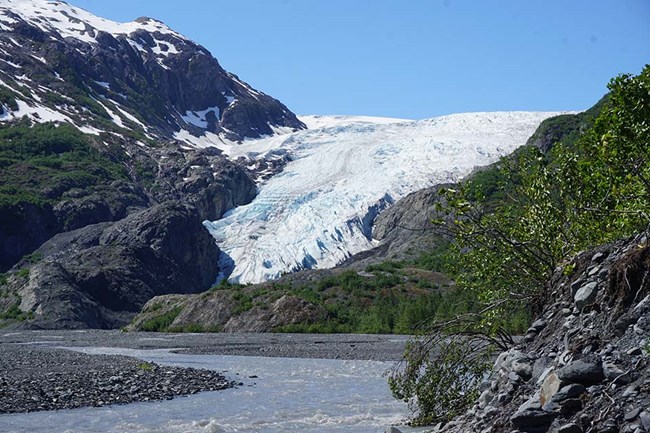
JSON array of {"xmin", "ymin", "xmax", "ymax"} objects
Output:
[{"xmin": 204, "ymin": 112, "xmax": 563, "ymax": 284}]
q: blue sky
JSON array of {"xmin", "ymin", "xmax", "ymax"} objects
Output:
[{"xmin": 72, "ymin": 0, "xmax": 649, "ymax": 119}]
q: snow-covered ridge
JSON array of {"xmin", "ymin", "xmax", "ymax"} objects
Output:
[
  {"xmin": 204, "ymin": 111, "xmax": 565, "ymax": 284},
  {"xmin": 299, "ymin": 114, "xmax": 411, "ymax": 130},
  {"xmin": 0, "ymin": 0, "xmax": 304, "ymax": 144},
  {"xmin": 0, "ymin": 0, "xmax": 187, "ymax": 44}
]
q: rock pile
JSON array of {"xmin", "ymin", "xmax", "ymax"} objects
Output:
[{"xmin": 430, "ymin": 233, "xmax": 650, "ymax": 433}]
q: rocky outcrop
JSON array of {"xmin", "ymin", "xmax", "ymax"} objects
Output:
[
  {"xmin": 146, "ymin": 146, "xmax": 257, "ymax": 222},
  {"xmin": 341, "ymin": 184, "xmax": 451, "ymax": 269},
  {"xmin": 5, "ymin": 202, "xmax": 219, "ymax": 329},
  {"xmin": 222, "ymin": 295, "xmax": 328, "ymax": 332},
  {"xmin": 129, "ymin": 291, "xmax": 327, "ymax": 333},
  {"xmin": 436, "ymin": 233, "xmax": 650, "ymax": 433},
  {"xmin": 525, "ymin": 97, "xmax": 606, "ymax": 153}
]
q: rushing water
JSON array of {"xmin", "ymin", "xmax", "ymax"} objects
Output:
[{"xmin": 0, "ymin": 347, "xmax": 418, "ymax": 433}]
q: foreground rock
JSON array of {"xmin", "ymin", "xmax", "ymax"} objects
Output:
[
  {"xmin": 438, "ymin": 233, "xmax": 650, "ymax": 433},
  {"xmin": 0, "ymin": 345, "xmax": 233, "ymax": 414},
  {"xmin": 2, "ymin": 202, "xmax": 220, "ymax": 329}
]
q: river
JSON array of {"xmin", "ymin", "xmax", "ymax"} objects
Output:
[{"xmin": 1, "ymin": 345, "xmax": 421, "ymax": 433}]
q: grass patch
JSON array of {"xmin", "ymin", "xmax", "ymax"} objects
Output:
[
  {"xmin": 137, "ymin": 362, "xmax": 154, "ymax": 371},
  {"xmin": 139, "ymin": 306, "xmax": 182, "ymax": 332}
]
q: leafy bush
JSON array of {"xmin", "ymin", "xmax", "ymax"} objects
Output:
[
  {"xmin": 0, "ymin": 301, "xmax": 32, "ymax": 322},
  {"xmin": 140, "ymin": 306, "xmax": 182, "ymax": 332},
  {"xmin": 391, "ymin": 65, "xmax": 650, "ymax": 425}
]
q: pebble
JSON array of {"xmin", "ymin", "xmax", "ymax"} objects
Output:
[
  {"xmin": 588, "ymin": 265, "xmax": 600, "ymax": 276},
  {"xmin": 625, "ymin": 408, "xmax": 641, "ymax": 421},
  {"xmin": 627, "ymin": 347, "xmax": 642, "ymax": 356},
  {"xmin": 640, "ymin": 411, "xmax": 650, "ymax": 431},
  {"xmin": 592, "ymin": 252, "xmax": 605, "ymax": 263}
]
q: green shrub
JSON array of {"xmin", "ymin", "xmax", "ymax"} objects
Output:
[
  {"xmin": 140, "ymin": 307, "xmax": 182, "ymax": 332},
  {"xmin": 391, "ymin": 66, "xmax": 650, "ymax": 425}
]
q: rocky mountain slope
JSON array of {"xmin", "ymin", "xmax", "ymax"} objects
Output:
[
  {"xmin": 0, "ymin": 0, "xmax": 304, "ymax": 142},
  {"xmin": 432, "ymin": 232, "xmax": 650, "ymax": 433},
  {"xmin": 0, "ymin": 0, "xmax": 303, "ymax": 328}
]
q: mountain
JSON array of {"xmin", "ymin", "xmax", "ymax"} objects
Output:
[
  {"xmin": 202, "ymin": 112, "xmax": 563, "ymax": 284},
  {"xmin": 0, "ymin": 0, "xmax": 303, "ymax": 328},
  {"xmin": 0, "ymin": 0, "xmax": 304, "ymax": 141},
  {"xmin": 0, "ymin": 1, "xmax": 567, "ymax": 329}
]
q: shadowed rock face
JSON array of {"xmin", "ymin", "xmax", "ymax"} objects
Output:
[
  {"xmin": 339, "ymin": 184, "xmax": 453, "ymax": 270},
  {"xmin": 9, "ymin": 202, "xmax": 219, "ymax": 329}
]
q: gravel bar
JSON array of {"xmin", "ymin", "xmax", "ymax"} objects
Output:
[{"xmin": 0, "ymin": 330, "xmax": 408, "ymax": 414}]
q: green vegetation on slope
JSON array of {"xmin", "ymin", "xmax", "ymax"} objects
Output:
[
  {"xmin": 390, "ymin": 65, "xmax": 650, "ymax": 425},
  {"xmin": 134, "ymin": 243, "xmax": 507, "ymax": 335},
  {"xmin": 0, "ymin": 121, "xmax": 128, "ymax": 209}
]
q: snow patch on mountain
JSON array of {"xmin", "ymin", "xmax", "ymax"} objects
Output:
[
  {"xmin": 0, "ymin": 0, "xmax": 304, "ymax": 143},
  {"xmin": 181, "ymin": 106, "xmax": 220, "ymax": 129},
  {"xmin": 204, "ymin": 111, "xmax": 564, "ymax": 284},
  {"xmin": 1, "ymin": 0, "xmax": 188, "ymax": 45}
]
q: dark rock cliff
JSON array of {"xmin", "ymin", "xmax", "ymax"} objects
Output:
[{"xmin": 3, "ymin": 202, "xmax": 219, "ymax": 329}]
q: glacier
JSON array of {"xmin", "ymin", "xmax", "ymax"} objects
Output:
[{"xmin": 204, "ymin": 112, "xmax": 562, "ymax": 284}]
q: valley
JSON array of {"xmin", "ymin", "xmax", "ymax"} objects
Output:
[{"xmin": 0, "ymin": 1, "xmax": 649, "ymax": 433}]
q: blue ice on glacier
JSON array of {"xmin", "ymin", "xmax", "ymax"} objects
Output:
[{"xmin": 204, "ymin": 112, "xmax": 563, "ymax": 284}]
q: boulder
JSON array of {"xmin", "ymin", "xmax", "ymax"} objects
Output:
[
  {"xmin": 551, "ymin": 383, "xmax": 586, "ymax": 402},
  {"xmin": 540, "ymin": 372, "xmax": 563, "ymax": 406},
  {"xmin": 513, "ymin": 358, "xmax": 534, "ymax": 380},
  {"xmin": 510, "ymin": 408, "xmax": 556, "ymax": 430},
  {"xmin": 557, "ymin": 360, "xmax": 604, "ymax": 385},
  {"xmin": 555, "ymin": 422, "xmax": 582, "ymax": 433},
  {"xmin": 574, "ymin": 282, "xmax": 598, "ymax": 310}
]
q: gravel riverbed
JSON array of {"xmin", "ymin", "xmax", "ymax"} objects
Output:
[{"xmin": 0, "ymin": 330, "xmax": 407, "ymax": 414}]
